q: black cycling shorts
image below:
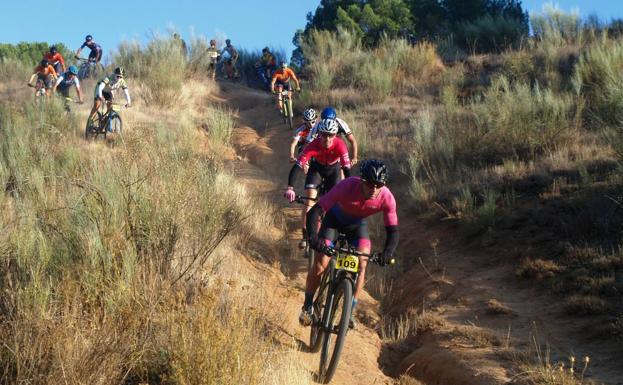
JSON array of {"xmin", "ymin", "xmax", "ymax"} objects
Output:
[
  {"xmin": 319, "ymin": 209, "xmax": 371, "ymax": 249},
  {"xmin": 305, "ymin": 161, "xmax": 341, "ymax": 192}
]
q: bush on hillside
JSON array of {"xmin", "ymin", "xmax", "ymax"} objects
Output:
[
  {"xmin": 573, "ymin": 38, "xmax": 623, "ymax": 128},
  {"xmin": 114, "ymin": 36, "xmax": 186, "ymax": 107}
]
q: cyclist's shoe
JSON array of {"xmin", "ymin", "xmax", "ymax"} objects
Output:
[
  {"xmin": 298, "ymin": 238, "xmax": 307, "ymax": 249},
  {"xmin": 299, "ymin": 306, "xmax": 313, "ymax": 327},
  {"xmin": 348, "ymin": 314, "xmax": 356, "ymax": 329}
]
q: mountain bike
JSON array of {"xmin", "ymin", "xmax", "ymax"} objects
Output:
[
  {"xmin": 309, "ymin": 239, "xmax": 393, "ymax": 383},
  {"xmin": 85, "ymin": 101, "xmax": 123, "ymax": 140},
  {"xmin": 28, "ymin": 77, "xmax": 50, "ymax": 104},
  {"xmin": 76, "ymin": 57, "xmax": 98, "ymax": 80},
  {"xmin": 275, "ymin": 89, "xmax": 294, "ymax": 129}
]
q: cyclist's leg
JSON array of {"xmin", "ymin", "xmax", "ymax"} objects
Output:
[
  {"xmin": 348, "ymin": 220, "xmax": 371, "ymax": 300},
  {"xmin": 304, "ymin": 214, "xmax": 340, "ymax": 296},
  {"xmin": 301, "ymin": 162, "xmax": 321, "ymax": 243},
  {"xmin": 276, "ymin": 83, "xmax": 284, "ymax": 110}
]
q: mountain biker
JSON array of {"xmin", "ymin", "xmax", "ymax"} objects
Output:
[
  {"xmin": 44, "ymin": 46, "xmax": 66, "ymax": 75},
  {"xmin": 28, "ymin": 59, "xmax": 58, "ymax": 95},
  {"xmin": 307, "ymin": 106, "xmax": 359, "ymax": 165},
  {"xmin": 299, "ymin": 159, "xmax": 399, "ymax": 329},
  {"xmin": 207, "ymin": 39, "xmax": 220, "ymax": 80},
  {"xmin": 284, "ymin": 118, "xmax": 351, "ymax": 251},
  {"xmin": 75, "ymin": 35, "xmax": 103, "ymax": 65},
  {"xmin": 289, "ymin": 107, "xmax": 318, "ymax": 163},
  {"xmin": 220, "ymin": 39, "xmax": 239, "ymax": 79},
  {"xmin": 270, "ymin": 61, "xmax": 301, "ymax": 112},
  {"xmin": 53, "ymin": 65, "xmax": 83, "ymax": 103},
  {"xmin": 88, "ymin": 67, "xmax": 131, "ymax": 126},
  {"xmin": 255, "ymin": 47, "xmax": 276, "ymax": 86}
]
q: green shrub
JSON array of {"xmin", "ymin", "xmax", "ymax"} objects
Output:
[
  {"xmin": 114, "ymin": 36, "xmax": 186, "ymax": 107},
  {"xmin": 573, "ymin": 38, "xmax": 623, "ymax": 127}
]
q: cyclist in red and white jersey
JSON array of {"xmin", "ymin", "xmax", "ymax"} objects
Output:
[
  {"xmin": 306, "ymin": 106, "xmax": 359, "ymax": 165},
  {"xmin": 299, "ymin": 159, "xmax": 399, "ymax": 328},
  {"xmin": 289, "ymin": 107, "xmax": 317, "ymax": 163},
  {"xmin": 284, "ymin": 118, "xmax": 351, "ymax": 249}
]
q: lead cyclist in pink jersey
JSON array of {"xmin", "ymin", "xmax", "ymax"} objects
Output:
[
  {"xmin": 298, "ymin": 159, "xmax": 399, "ymax": 328},
  {"xmin": 284, "ymin": 118, "xmax": 352, "ymax": 249}
]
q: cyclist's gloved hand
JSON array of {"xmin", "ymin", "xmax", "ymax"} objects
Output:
[
  {"xmin": 283, "ymin": 187, "xmax": 296, "ymax": 202},
  {"xmin": 379, "ymin": 250, "xmax": 394, "ymax": 266}
]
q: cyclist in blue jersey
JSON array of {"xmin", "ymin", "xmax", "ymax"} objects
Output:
[{"xmin": 75, "ymin": 34, "xmax": 103, "ymax": 65}]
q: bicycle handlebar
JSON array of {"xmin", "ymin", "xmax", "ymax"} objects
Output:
[{"xmin": 320, "ymin": 244, "xmax": 395, "ymax": 266}]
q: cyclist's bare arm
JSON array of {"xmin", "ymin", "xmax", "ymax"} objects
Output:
[
  {"xmin": 346, "ymin": 133, "xmax": 358, "ymax": 164},
  {"xmin": 289, "ymin": 138, "xmax": 299, "ymax": 162}
]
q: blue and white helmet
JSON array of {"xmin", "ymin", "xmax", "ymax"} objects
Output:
[{"xmin": 317, "ymin": 118, "xmax": 339, "ymax": 135}]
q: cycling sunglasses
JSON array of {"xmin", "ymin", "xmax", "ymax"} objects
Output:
[
  {"xmin": 320, "ymin": 132, "xmax": 336, "ymax": 138},
  {"xmin": 362, "ymin": 179, "xmax": 384, "ymax": 189}
]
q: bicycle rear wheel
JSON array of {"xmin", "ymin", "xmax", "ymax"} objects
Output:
[{"xmin": 319, "ymin": 278, "xmax": 353, "ymax": 383}]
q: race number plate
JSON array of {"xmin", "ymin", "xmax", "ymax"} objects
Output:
[
  {"xmin": 112, "ymin": 104, "xmax": 121, "ymax": 112},
  {"xmin": 336, "ymin": 254, "xmax": 359, "ymax": 273}
]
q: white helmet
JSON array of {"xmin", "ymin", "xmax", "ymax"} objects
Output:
[
  {"xmin": 303, "ymin": 108, "xmax": 317, "ymax": 122},
  {"xmin": 317, "ymin": 118, "xmax": 339, "ymax": 135}
]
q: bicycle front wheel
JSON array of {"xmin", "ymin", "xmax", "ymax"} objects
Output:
[
  {"xmin": 309, "ymin": 269, "xmax": 327, "ymax": 353},
  {"xmin": 107, "ymin": 113, "xmax": 122, "ymax": 135},
  {"xmin": 318, "ymin": 278, "xmax": 353, "ymax": 384}
]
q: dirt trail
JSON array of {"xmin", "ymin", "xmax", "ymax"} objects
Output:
[
  {"xmin": 215, "ymin": 83, "xmax": 394, "ymax": 384},
  {"xmin": 212, "ymin": 82, "xmax": 623, "ymax": 385}
]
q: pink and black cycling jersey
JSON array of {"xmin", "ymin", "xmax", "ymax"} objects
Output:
[
  {"xmin": 296, "ymin": 136, "xmax": 351, "ymax": 168},
  {"xmin": 318, "ymin": 176, "xmax": 398, "ymax": 226}
]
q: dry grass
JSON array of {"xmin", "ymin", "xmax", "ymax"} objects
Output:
[
  {"xmin": 0, "ymin": 48, "xmax": 307, "ymax": 384},
  {"xmin": 486, "ymin": 299, "xmax": 516, "ymax": 316}
]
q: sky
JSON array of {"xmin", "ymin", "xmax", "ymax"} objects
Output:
[{"xmin": 2, "ymin": 1, "xmax": 623, "ymax": 62}]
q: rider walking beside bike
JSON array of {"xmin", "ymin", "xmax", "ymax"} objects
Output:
[
  {"xmin": 298, "ymin": 159, "xmax": 399, "ymax": 329},
  {"xmin": 270, "ymin": 61, "xmax": 301, "ymax": 112},
  {"xmin": 308, "ymin": 107, "xmax": 359, "ymax": 166},
  {"xmin": 75, "ymin": 35, "xmax": 103, "ymax": 65},
  {"xmin": 220, "ymin": 39, "xmax": 239, "ymax": 79},
  {"xmin": 28, "ymin": 59, "xmax": 57, "ymax": 96},
  {"xmin": 44, "ymin": 46, "xmax": 66, "ymax": 76},
  {"xmin": 284, "ymin": 118, "xmax": 351, "ymax": 251},
  {"xmin": 88, "ymin": 67, "xmax": 131, "ymax": 126},
  {"xmin": 53, "ymin": 65, "xmax": 83, "ymax": 104}
]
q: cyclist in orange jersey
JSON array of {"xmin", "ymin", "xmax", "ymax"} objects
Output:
[
  {"xmin": 270, "ymin": 61, "xmax": 301, "ymax": 111},
  {"xmin": 43, "ymin": 46, "xmax": 66, "ymax": 75},
  {"xmin": 28, "ymin": 59, "xmax": 58, "ymax": 95}
]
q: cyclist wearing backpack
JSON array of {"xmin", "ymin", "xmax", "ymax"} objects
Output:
[
  {"xmin": 284, "ymin": 118, "xmax": 351, "ymax": 250},
  {"xmin": 307, "ymin": 106, "xmax": 359, "ymax": 165},
  {"xmin": 299, "ymin": 159, "xmax": 399, "ymax": 329}
]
